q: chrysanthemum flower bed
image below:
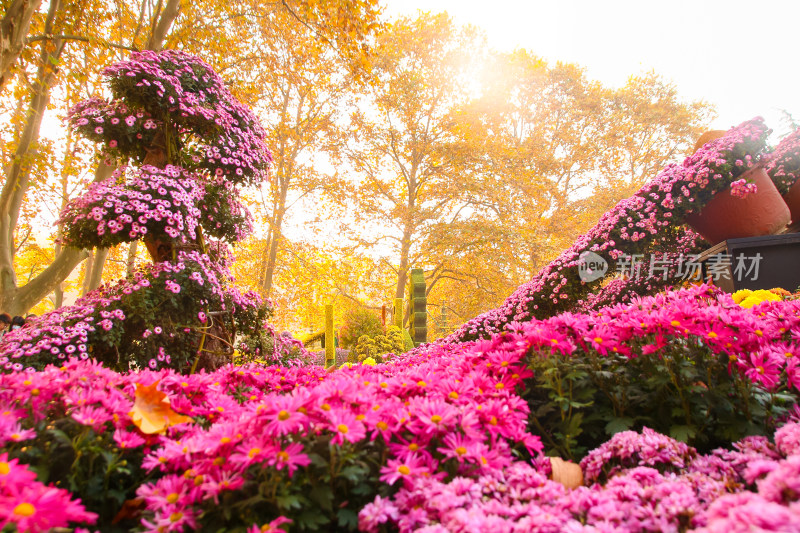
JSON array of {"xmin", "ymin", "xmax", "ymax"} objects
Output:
[{"xmin": 1, "ymin": 284, "xmax": 798, "ymax": 532}]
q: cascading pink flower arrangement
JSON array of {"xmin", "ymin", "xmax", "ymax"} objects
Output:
[
  {"xmin": 765, "ymin": 126, "xmax": 800, "ymax": 195},
  {"xmin": 449, "ymin": 118, "xmax": 772, "ymax": 343}
]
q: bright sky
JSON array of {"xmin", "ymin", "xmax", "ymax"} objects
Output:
[{"xmin": 385, "ymin": 0, "xmax": 800, "ymax": 137}]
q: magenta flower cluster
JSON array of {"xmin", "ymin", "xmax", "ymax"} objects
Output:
[
  {"xmin": 0, "ymin": 452, "xmax": 97, "ymax": 532},
  {"xmin": 67, "ymin": 97, "xmax": 159, "ymax": 159},
  {"xmin": 512, "ymin": 283, "xmax": 800, "ymax": 393},
  {"xmin": 581, "ymin": 426, "xmax": 696, "ymax": 484},
  {"xmin": 199, "ymin": 181, "xmax": 254, "ymax": 242},
  {"xmin": 58, "ymin": 165, "xmax": 205, "ymax": 249},
  {"xmin": 730, "ymin": 177, "xmax": 758, "ymax": 198},
  {"xmin": 449, "ymin": 118, "xmax": 771, "ymax": 343},
  {"xmin": 101, "ymin": 49, "xmax": 272, "ymax": 186},
  {"xmin": 765, "ymin": 127, "xmax": 800, "ymax": 194}
]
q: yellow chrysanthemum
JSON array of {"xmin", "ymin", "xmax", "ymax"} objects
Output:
[
  {"xmin": 731, "ymin": 289, "xmax": 752, "ymax": 304},
  {"xmin": 752, "ymin": 290, "xmax": 781, "ymax": 302},
  {"xmin": 362, "ymin": 357, "xmax": 377, "ymax": 366},
  {"xmin": 739, "ymin": 296, "xmax": 763, "ymax": 309}
]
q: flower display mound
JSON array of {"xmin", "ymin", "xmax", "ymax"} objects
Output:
[
  {"xmin": 69, "ymin": 49, "xmax": 272, "ymax": 186},
  {"xmin": 0, "ymin": 283, "xmax": 798, "ymax": 532},
  {"xmin": 519, "ymin": 283, "xmax": 800, "ymax": 457},
  {"xmin": 63, "ymin": 50, "xmax": 270, "ymax": 251},
  {"xmin": 448, "ymin": 117, "xmax": 772, "ymax": 343},
  {"xmin": 0, "ymin": 249, "xmax": 287, "ymax": 373}
]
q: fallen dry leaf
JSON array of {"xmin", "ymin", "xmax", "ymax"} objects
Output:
[{"xmin": 129, "ymin": 381, "xmax": 191, "ymax": 434}]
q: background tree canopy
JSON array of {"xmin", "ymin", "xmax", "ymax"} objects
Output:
[{"xmin": 0, "ymin": 0, "xmax": 712, "ymax": 337}]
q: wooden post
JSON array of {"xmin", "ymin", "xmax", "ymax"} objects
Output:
[
  {"xmin": 381, "ymin": 304, "xmax": 386, "ymax": 327},
  {"xmin": 325, "ymin": 304, "xmax": 334, "ymax": 368},
  {"xmin": 394, "ymin": 298, "xmax": 403, "ymax": 329}
]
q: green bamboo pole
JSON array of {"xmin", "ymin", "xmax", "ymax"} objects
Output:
[
  {"xmin": 394, "ymin": 298, "xmax": 403, "ymax": 329},
  {"xmin": 325, "ymin": 304, "xmax": 334, "ymax": 367}
]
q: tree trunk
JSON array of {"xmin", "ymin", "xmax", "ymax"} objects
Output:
[
  {"xmin": 125, "ymin": 241, "xmax": 138, "ymax": 277},
  {"xmin": 257, "ymin": 239, "xmax": 269, "ymax": 291},
  {"xmin": 53, "ymin": 241, "xmax": 64, "ymax": 308},
  {"xmin": 146, "ymin": 0, "xmax": 181, "ymax": 51},
  {"xmin": 394, "ymin": 225, "xmax": 413, "ymax": 300},
  {"xmin": 81, "ymin": 162, "xmax": 115, "ymax": 287},
  {"xmin": 85, "ymin": 248, "xmax": 109, "ymax": 292},
  {"xmin": 261, "ymin": 208, "xmax": 285, "ymax": 297},
  {"xmin": 261, "ymin": 177, "xmax": 289, "ymax": 297},
  {"xmin": 0, "ymin": 0, "xmax": 43, "ymax": 92},
  {"xmin": 0, "ymin": 0, "xmax": 79, "ymax": 315},
  {"xmin": 5, "ymin": 248, "xmax": 86, "ymax": 315},
  {"xmin": 81, "ymin": 250, "xmax": 94, "ymax": 296}
]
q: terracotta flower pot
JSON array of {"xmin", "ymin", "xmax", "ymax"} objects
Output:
[
  {"xmin": 782, "ymin": 179, "xmax": 800, "ymax": 225},
  {"xmin": 685, "ymin": 167, "xmax": 791, "ymax": 245}
]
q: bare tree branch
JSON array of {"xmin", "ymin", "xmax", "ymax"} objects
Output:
[{"xmin": 26, "ymin": 34, "xmax": 139, "ymax": 52}]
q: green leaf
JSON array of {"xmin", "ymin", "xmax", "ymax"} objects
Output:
[
  {"xmin": 669, "ymin": 425, "xmax": 696, "ymax": 443},
  {"xmin": 604, "ymin": 417, "xmax": 634, "ymax": 435},
  {"xmin": 351, "ymin": 482, "xmax": 373, "ymax": 496},
  {"xmin": 46, "ymin": 428, "xmax": 73, "ymax": 447},
  {"xmin": 337, "ymin": 508, "xmax": 359, "ymax": 530},
  {"xmin": 308, "ymin": 452, "xmax": 328, "ymax": 468},
  {"xmin": 309, "ymin": 484, "xmax": 334, "ymax": 512},
  {"xmin": 107, "ymin": 488, "xmax": 129, "ymax": 506},
  {"xmin": 275, "ymin": 493, "xmax": 302, "ymax": 511},
  {"xmin": 296, "ymin": 509, "xmax": 330, "ymax": 530},
  {"xmin": 340, "ymin": 464, "xmax": 368, "ymax": 483},
  {"xmin": 565, "ymin": 412, "xmax": 584, "ymax": 438}
]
